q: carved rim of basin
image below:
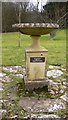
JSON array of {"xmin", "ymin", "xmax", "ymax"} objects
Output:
[{"xmin": 12, "ymin": 23, "xmax": 59, "ymax": 36}]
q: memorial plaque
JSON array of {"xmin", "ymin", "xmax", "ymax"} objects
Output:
[{"xmin": 30, "ymin": 57, "xmax": 45, "ymax": 62}]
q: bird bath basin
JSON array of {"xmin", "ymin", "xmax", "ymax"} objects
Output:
[
  {"xmin": 13, "ymin": 23, "xmax": 59, "ymax": 36},
  {"xmin": 13, "ymin": 23, "xmax": 59, "ymax": 90}
]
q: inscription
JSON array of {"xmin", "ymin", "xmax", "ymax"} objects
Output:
[{"xmin": 30, "ymin": 57, "xmax": 45, "ymax": 62}]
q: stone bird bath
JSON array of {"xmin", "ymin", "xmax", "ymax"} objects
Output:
[{"xmin": 12, "ymin": 23, "xmax": 59, "ymax": 90}]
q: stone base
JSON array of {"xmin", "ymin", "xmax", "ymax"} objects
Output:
[
  {"xmin": 19, "ymin": 97, "xmax": 66, "ymax": 119},
  {"xmin": 24, "ymin": 79, "xmax": 49, "ymax": 90}
]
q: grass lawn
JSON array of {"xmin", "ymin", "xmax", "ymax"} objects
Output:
[{"xmin": 2, "ymin": 29, "xmax": 66, "ymax": 67}]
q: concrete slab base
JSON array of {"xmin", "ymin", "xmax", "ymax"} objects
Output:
[{"xmin": 19, "ymin": 97, "xmax": 65, "ymax": 113}]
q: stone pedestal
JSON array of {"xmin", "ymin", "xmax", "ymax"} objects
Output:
[
  {"xmin": 24, "ymin": 36, "xmax": 48, "ymax": 90},
  {"xmin": 13, "ymin": 23, "xmax": 59, "ymax": 90}
]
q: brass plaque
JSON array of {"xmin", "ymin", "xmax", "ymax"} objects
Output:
[{"xmin": 30, "ymin": 57, "xmax": 45, "ymax": 62}]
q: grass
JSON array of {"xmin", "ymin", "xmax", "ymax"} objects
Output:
[{"xmin": 1, "ymin": 29, "xmax": 66, "ymax": 67}]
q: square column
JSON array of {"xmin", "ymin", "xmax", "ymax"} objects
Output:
[{"xmin": 24, "ymin": 36, "xmax": 48, "ymax": 90}]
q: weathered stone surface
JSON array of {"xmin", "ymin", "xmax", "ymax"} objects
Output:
[
  {"xmin": 47, "ymin": 70, "xmax": 63, "ymax": 78},
  {"xmin": 61, "ymin": 68, "xmax": 66, "ymax": 71},
  {"xmin": 0, "ymin": 72, "xmax": 6, "ymax": 80},
  {"xmin": 48, "ymin": 79, "xmax": 65, "ymax": 95},
  {"xmin": 0, "ymin": 100, "xmax": 8, "ymax": 103},
  {"xmin": 19, "ymin": 97, "xmax": 65, "ymax": 113},
  {"xmin": 63, "ymin": 81, "xmax": 68, "ymax": 86},
  {"xmin": 3, "ymin": 66, "xmax": 17, "ymax": 73},
  {"xmin": 0, "ymin": 109, "xmax": 7, "ymax": 119},
  {"xmin": 60, "ymin": 92, "xmax": 68, "ymax": 102},
  {"xmin": 49, "ymin": 65, "xmax": 60, "ymax": 69},
  {"xmin": 49, "ymin": 65, "xmax": 66, "ymax": 72},
  {"xmin": 2, "ymin": 75, "xmax": 13, "ymax": 83},
  {"xmin": 16, "ymin": 74, "xmax": 23, "ymax": 78},
  {"xmin": 0, "ymin": 82, "xmax": 3, "ymax": 91},
  {"xmin": 3, "ymin": 66, "xmax": 26, "ymax": 73},
  {"xmin": 10, "ymin": 115, "xmax": 18, "ymax": 119},
  {"xmin": 24, "ymin": 114, "xmax": 61, "ymax": 119}
]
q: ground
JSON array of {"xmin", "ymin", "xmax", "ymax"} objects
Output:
[{"xmin": 0, "ymin": 65, "xmax": 68, "ymax": 119}]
